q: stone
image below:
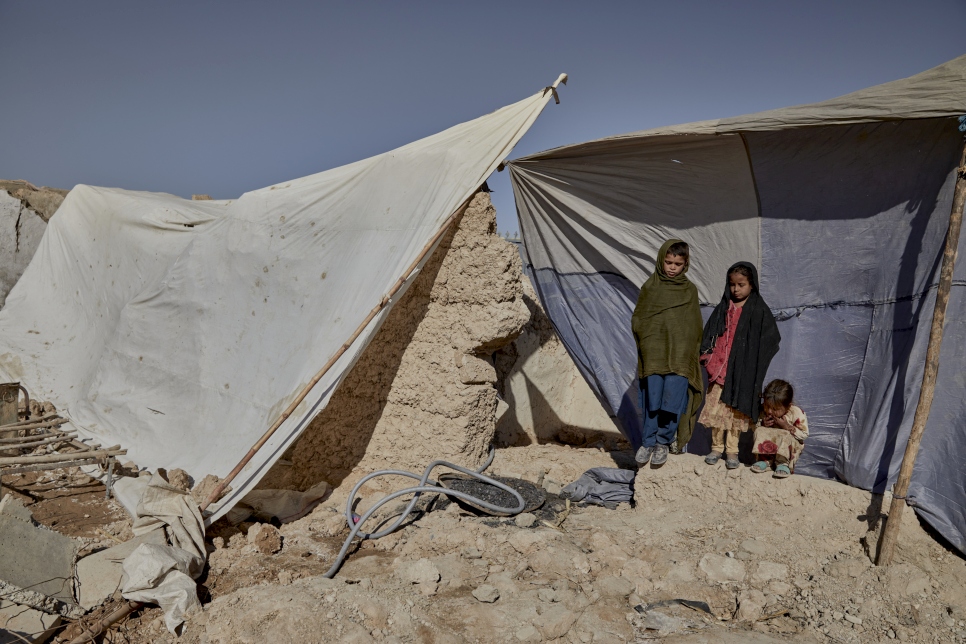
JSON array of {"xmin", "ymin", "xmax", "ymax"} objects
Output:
[
  {"xmin": 533, "ymin": 604, "xmax": 578, "ymax": 639},
  {"xmin": 736, "ymin": 589, "xmax": 766, "ymax": 622},
  {"xmin": 403, "ymin": 558, "xmax": 441, "ymax": 591},
  {"xmin": 0, "ymin": 514, "xmax": 78, "ymax": 603},
  {"xmin": 472, "ymin": 584, "xmax": 500, "ymax": 603},
  {"xmin": 753, "ymin": 561, "xmax": 789, "ymax": 582},
  {"xmin": 514, "ymin": 512, "xmax": 537, "ymax": 528},
  {"xmin": 457, "ymin": 353, "xmax": 497, "ymax": 384},
  {"xmin": 508, "ymin": 530, "xmax": 545, "ymax": 555},
  {"xmin": 515, "ymin": 624, "xmax": 540, "ymax": 641},
  {"xmin": 844, "ymin": 613, "xmax": 862, "ymax": 625},
  {"xmin": 166, "ymin": 468, "xmax": 193, "ymax": 492},
  {"xmin": 0, "ymin": 599, "xmax": 60, "ymax": 644},
  {"xmin": 461, "ymin": 547, "xmax": 482, "ymax": 559},
  {"xmin": 247, "ymin": 523, "xmax": 282, "ymax": 554},
  {"xmin": 597, "ymin": 575, "xmax": 634, "ymax": 598},
  {"xmin": 191, "ymin": 474, "xmax": 231, "ymax": 505},
  {"xmin": 76, "ymin": 530, "xmax": 168, "ymax": 609},
  {"xmin": 740, "ymin": 539, "xmax": 769, "ymax": 557},
  {"xmin": 0, "ymin": 496, "xmax": 34, "ymax": 523},
  {"xmin": 698, "ymin": 553, "xmax": 746, "ymax": 582},
  {"xmin": 537, "ymin": 587, "xmax": 557, "ymax": 603}
]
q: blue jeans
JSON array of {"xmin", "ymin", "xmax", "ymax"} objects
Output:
[{"xmin": 639, "ymin": 374, "xmax": 689, "ymax": 448}]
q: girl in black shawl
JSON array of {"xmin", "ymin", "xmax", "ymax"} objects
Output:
[{"xmin": 698, "ymin": 262, "xmax": 780, "ymax": 469}]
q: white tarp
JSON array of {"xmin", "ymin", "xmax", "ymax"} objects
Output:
[{"xmin": 0, "ymin": 81, "xmax": 562, "ymax": 521}]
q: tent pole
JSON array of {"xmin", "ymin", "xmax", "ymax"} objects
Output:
[
  {"xmin": 877, "ymin": 141, "xmax": 966, "ymax": 566},
  {"xmin": 200, "ymin": 197, "xmax": 471, "ymax": 512}
]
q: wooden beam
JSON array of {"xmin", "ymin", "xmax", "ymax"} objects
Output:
[{"xmin": 877, "ymin": 141, "xmax": 966, "ymax": 565}]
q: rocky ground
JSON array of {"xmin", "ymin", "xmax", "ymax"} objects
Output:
[{"xmin": 76, "ymin": 443, "xmax": 966, "ymax": 644}]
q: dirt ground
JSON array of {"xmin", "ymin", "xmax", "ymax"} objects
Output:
[{"xmin": 24, "ymin": 442, "xmax": 962, "ymax": 644}]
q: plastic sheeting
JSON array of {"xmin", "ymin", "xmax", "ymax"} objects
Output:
[
  {"xmin": 508, "ymin": 56, "xmax": 966, "ymax": 553},
  {"xmin": 0, "ymin": 81, "xmax": 561, "ymax": 522}
]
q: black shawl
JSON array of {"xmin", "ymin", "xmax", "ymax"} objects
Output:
[{"xmin": 700, "ymin": 261, "xmax": 780, "ymax": 421}]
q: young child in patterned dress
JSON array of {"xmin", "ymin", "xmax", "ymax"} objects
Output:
[
  {"xmin": 751, "ymin": 379, "xmax": 808, "ymax": 478},
  {"xmin": 699, "ymin": 262, "xmax": 780, "ymax": 470}
]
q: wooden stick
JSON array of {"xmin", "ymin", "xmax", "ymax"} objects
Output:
[
  {"xmin": 0, "ymin": 446, "xmax": 124, "ymax": 466},
  {"xmin": 0, "ymin": 458, "xmax": 101, "ymax": 476},
  {"xmin": 0, "ymin": 429, "xmax": 73, "ymax": 444},
  {"xmin": 0, "ymin": 418, "xmax": 68, "ymax": 433},
  {"xmin": 877, "ymin": 142, "xmax": 966, "ymax": 566},
  {"xmin": 0, "ymin": 432, "xmax": 76, "ymax": 451},
  {"xmin": 0, "ymin": 413, "xmax": 59, "ymax": 429},
  {"xmin": 201, "ymin": 198, "xmax": 470, "ymax": 511}
]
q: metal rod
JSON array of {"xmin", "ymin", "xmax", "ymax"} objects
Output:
[
  {"xmin": 877, "ymin": 141, "xmax": 966, "ymax": 566},
  {"xmin": 201, "ymin": 198, "xmax": 470, "ymax": 511}
]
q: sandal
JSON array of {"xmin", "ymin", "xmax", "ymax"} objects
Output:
[
  {"xmin": 774, "ymin": 464, "xmax": 791, "ymax": 479},
  {"xmin": 751, "ymin": 461, "xmax": 770, "ymax": 473}
]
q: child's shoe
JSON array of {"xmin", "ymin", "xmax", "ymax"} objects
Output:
[
  {"xmin": 651, "ymin": 444, "xmax": 669, "ymax": 466},
  {"xmin": 751, "ymin": 461, "xmax": 769, "ymax": 473},
  {"xmin": 725, "ymin": 454, "xmax": 740, "ymax": 469},
  {"xmin": 704, "ymin": 451, "xmax": 722, "ymax": 465},
  {"xmin": 635, "ymin": 445, "xmax": 654, "ymax": 465},
  {"xmin": 773, "ymin": 464, "xmax": 791, "ymax": 479}
]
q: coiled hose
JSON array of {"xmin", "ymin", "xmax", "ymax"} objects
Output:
[{"xmin": 323, "ymin": 446, "xmax": 523, "ymax": 578}]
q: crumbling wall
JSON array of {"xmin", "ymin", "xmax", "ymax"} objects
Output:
[
  {"xmin": 0, "ymin": 181, "xmax": 65, "ymax": 308},
  {"xmin": 494, "ymin": 276, "xmax": 625, "ymax": 447},
  {"xmin": 274, "ymin": 191, "xmax": 530, "ymax": 490}
]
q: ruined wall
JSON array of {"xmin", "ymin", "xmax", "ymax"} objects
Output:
[
  {"xmin": 0, "ymin": 181, "xmax": 66, "ymax": 308},
  {"xmin": 274, "ymin": 191, "xmax": 530, "ymax": 490},
  {"xmin": 494, "ymin": 275, "xmax": 625, "ymax": 448}
]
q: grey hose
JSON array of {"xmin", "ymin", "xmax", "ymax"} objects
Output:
[{"xmin": 322, "ymin": 446, "xmax": 522, "ymax": 578}]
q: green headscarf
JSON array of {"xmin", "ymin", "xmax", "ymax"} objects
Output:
[{"xmin": 631, "ymin": 239, "xmax": 705, "ymax": 450}]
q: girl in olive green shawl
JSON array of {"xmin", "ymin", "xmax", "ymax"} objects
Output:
[{"xmin": 631, "ymin": 239, "xmax": 704, "ymax": 466}]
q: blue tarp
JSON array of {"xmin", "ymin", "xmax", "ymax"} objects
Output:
[{"xmin": 508, "ymin": 56, "xmax": 966, "ymax": 553}]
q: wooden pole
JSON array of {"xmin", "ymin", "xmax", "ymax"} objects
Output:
[
  {"xmin": 877, "ymin": 142, "xmax": 966, "ymax": 566},
  {"xmin": 200, "ymin": 199, "xmax": 470, "ymax": 511}
]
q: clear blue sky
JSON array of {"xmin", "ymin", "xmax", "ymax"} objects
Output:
[{"xmin": 2, "ymin": 1, "xmax": 964, "ymax": 234}]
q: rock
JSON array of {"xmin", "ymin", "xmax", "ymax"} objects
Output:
[
  {"xmin": 277, "ymin": 570, "xmax": 293, "ymax": 585},
  {"xmin": 247, "ymin": 523, "xmax": 282, "ymax": 554},
  {"xmin": 508, "ymin": 530, "xmax": 545, "ymax": 555},
  {"xmin": 767, "ymin": 580, "xmax": 791, "ymax": 596},
  {"xmin": 740, "ymin": 539, "xmax": 769, "ymax": 556},
  {"xmin": 457, "ymin": 353, "xmax": 497, "ymax": 384},
  {"xmin": 461, "ymin": 547, "xmax": 482, "ymax": 559},
  {"xmin": 829, "ymin": 557, "xmax": 867, "ymax": 579},
  {"xmin": 844, "ymin": 613, "xmax": 862, "ymax": 625},
  {"xmin": 597, "ymin": 575, "xmax": 634, "ymax": 598},
  {"xmin": 402, "ymin": 558, "xmax": 440, "ymax": 596},
  {"xmin": 191, "ymin": 474, "xmax": 231, "ymax": 505},
  {"xmin": 698, "ymin": 553, "xmax": 746, "ymax": 582},
  {"xmin": 533, "ymin": 604, "xmax": 578, "ymax": 639},
  {"xmin": 753, "ymin": 561, "xmax": 789, "ymax": 582},
  {"xmin": 736, "ymin": 589, "xmax": 766, "ymax": 622},
  {"xmin": 0, "ymin": 496, "xmax": 34, "ymax": 523},
  {"xmin": 515, "ymin": 624, "xmax": 540, "ymax": 641},
  {"xmin": 166, "ymin": 468, "xmax": 193, "ymax": 492},
  {"xmin": 472, "ymin": 584, "xmax": 500, "ymax": 603},
  {"xmin": 537, "ymin": 587, "xmax": 557, "ymax": 603},
  {"xmin": 514, "ymin": 513, "xmax": 537, "ymax": 528}
]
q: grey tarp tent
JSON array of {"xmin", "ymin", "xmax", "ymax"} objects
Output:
[{"xmin": 508, "ymin": 55, "xmax": 966, "ymax": 552}]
